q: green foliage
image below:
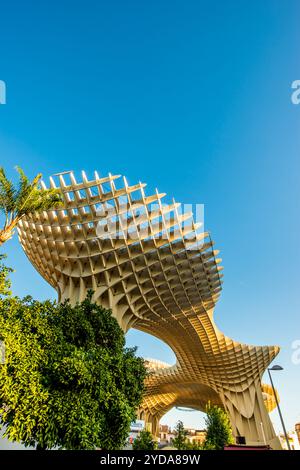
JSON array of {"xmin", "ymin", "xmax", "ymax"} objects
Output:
[
  {"xmin": 0, "ymin": 292, "xmax": 147, "ymax": 449},
  {"xmin": 183, "ymin": 440, "xmax": 204, "ymax": 450},
  {"xmin": 204, "ymin": 402, "xmax": 234, "ymax": 450},
  {"xmin": 201, "ymin": 440, "xmax": 216, "ymax": 450},
  {"xmin": 0, "ymin": 255, "xmax": 13, "ymax": 296},
  {"xmin": 172, "ymin": 421, "xmax": 205, "ymax": 450},
  {"xmin": 172, "ymin": 420, "xmax": 189, "ymax": 450},
  {"xmin": 132, "ymin": 429, "xmax": 158, "ymax": 450},
  {"xmin": 0, "ymin": 166, "xmax": 62, "ymax": 245}
]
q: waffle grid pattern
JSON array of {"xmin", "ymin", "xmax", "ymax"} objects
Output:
[{"xmin": 18, "ymin": 170, "xmax": 281, "ymax": 448}]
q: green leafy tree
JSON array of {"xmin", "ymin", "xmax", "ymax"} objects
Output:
[
  {"xmin": 0, "ymin": 166, "xmax": 62, "ymax": 246},
  {"xmin": 203, "ymin": 402, "xmax": 234, "ymax": 450},
  {"xmin": 172, "ymin": 420, "xmax": 189, "ymax": 450},
  {"xmin": 132, "ymin": 429, "xmax": 158, "ymax": 450},
  {"xmin": 0, "ymin": 255, "xmax": 13, "ymax": 296},
  {"xmin": 0, "ymin": 292, "xmax": 147, "ymax": 449}
]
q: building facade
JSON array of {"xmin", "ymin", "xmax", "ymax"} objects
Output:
[
  {"xmin": 295, "ymin": 423, "xmax": 300, "ymax": 445},
  {"xmin": 278, "ymin": 431, "xmax": 300, "ymax": 450}
]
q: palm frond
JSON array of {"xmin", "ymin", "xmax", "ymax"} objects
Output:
[
  {"xmin": 17, "ymin": 186, "xmax": 63, "ymax": 215},
  {"xmin": 15, "ymin": 166, "xmax": 30, "ymax": 197},
  {"xmin": 0, "ymin": 167, "xmax": 16, "ymax": 215},
  {"xmin": 14, "ymin": 172, "xmax": 42, "ymax": 215},
  {"xmin": 0, "ymin": 167, "xmax": 63, "ymax": 246}
]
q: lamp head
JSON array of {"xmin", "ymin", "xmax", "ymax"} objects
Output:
[{"xmin": 269, "ymin": 365, "xmax": 283, "ymax": 371}]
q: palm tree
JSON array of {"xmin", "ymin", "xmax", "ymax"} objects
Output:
[{"xmin": 0, "ymin": 166, "xmax": 63, "ymax": 246}]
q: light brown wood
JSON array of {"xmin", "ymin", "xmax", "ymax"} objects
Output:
[{"xmin": 18, "ymin": 170, "xmax": 281, "ymax": 448}]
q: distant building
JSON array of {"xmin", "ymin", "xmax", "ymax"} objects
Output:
[
  {"xmin": 278, "ymin": 431, "xmax": 300, "ymax": 450},
  {"xmin": 295, "ymin": 423, "xmax": 300, "ymax": 445},
  {"xmin": 128, "ymin": 420, "xmax": 145, "ymax": 445},
  {"xmin": 130, "ymin": 420, "xmax": 145, "ymax": 433},
  {"xmin": 159, "ymin": 424, "xmax": 175, "ymax": 445},
  {"xmin": 159, "ymin": 424, "xmax": 169, "ymax": 436},
  {"xmin": 186, "ymin": 428, "xmax": 206, "ymax": 446},
  {"xmin": 158, "ymin": 424, "xmax": 206, "ymax": 447}
]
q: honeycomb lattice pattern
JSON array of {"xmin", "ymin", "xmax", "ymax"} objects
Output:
[{"xmin": 18, "ymin": 171, "xmax": 281, "ymax": 448}]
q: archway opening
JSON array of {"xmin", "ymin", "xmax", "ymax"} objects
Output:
[
  {"xmin": 160, "ymin": 407, "xmax": 206, "ymax": 431},
  {"xmin": 125, "ymin": 329, "xmax": 176, "ymax": 366}
]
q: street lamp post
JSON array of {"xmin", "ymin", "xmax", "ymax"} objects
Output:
[{"xmin": 267, "ymin": 365, "xmax": 291, "ymax": 450}]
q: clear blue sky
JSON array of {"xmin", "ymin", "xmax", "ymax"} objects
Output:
[{"xmin": 0, "ymin": 0, "xmax": 299, "ymax": 434}]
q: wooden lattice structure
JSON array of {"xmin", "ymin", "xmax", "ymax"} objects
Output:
[{"xmin": 18, "ymin": 170, "xmax": 281, "ymax": 448}]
